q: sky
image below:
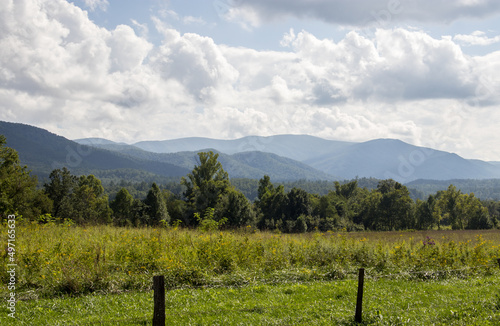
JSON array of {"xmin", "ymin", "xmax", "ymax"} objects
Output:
[{"xmin": 1, "ymin": 0, "xmax": 500, "ymax": 161}]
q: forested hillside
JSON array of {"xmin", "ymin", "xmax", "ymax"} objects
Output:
[
  {"xmin": 77, "ymin": 134, "xmax": 500, "ymax": 183},
  {"xmin": 2, "ymin": 134, "xmax": 498, "ymax": 232},
  {"xmin": 0, "ymin": 121, "xmax": 189, "ymax": 181},
  {"xmin": 407, "ymin": 179, "xmax": 500, "ymax": 200},
  {"xmin": 0, "ymin": 121, "xmax": 333, "ymax": 182}
]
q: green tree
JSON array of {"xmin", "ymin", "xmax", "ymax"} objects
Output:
[
  {"xmin": 362, "ymin": 179, "xmax": 415, "ymax": 230},
  {"xmin": 255, "ymin": 176, "xmax": 287, "ymax": 229},
  {"xmin": 415, "ymin": 195, "xmax": 438, "ymax": 230},
  {"xmin": 378, "ymin": 180, "xmax": 415, "ymax": 230},
  {"xmin": 62, "ymin": 175, "xmax": 112, "ymax": 224},
  {"xmin": 143, "ymin": 182, "xmax": 170, "ymax": 226},
  {"xmin": 285, "ymin": 187, "xmax": 311, "ymax": 221},
  {"xmin": 436, "ymin": 185, "xmax": 462, "ymax": 229},
  {"xmin": 434, "ymin": 185, "xmax": 492, "ymax": 230},
  {"xmin": 483, "ymin": 200, "xmax": 500, "ymax": 228},
  {"xmin": 461, "ymin": 193, "xmax": 491, "ymax": 229},
  {"xmin": 334, "ymin": 180, "xmax": 358, "ymax": 199},
  {"xmin": 44, "ymin": 167, "xmax": 78, "ymax": 218},
  {"xmin": 0, "ymin": 135, "xmax": 43, "ymax": 219},
  {"xmin": 332, "ymin": 180, "xmax": 366, "ymax": 228},
  {"xmin": 181, "ymin": 151, "xmax": 230, "ymax": 223},
  {"xmin": 110, "ymin": 188, "xmax": 135, "ymax": 226},
  {"xmin": 215, "ymin": 187, "xmax": 255, "ymax": 228},
  {"xmin": 257, "ymin": 175, "xmax": 274, "ymax": 202},
  {"xmin": 359, "ymin": 190, "xmax": 382, "ymax": 230}
]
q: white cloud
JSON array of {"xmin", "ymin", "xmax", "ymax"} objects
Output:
[
  {"xmin": 107, "ymin": 25, "xmax": 153, "ymax": 72},
  {"xmin": 182, "ymin": 16, "xmax": 206, "ymax": 25},
  {"xmin": 223, "ymin": 6, "xmax": 262, "ymax": 30},
  {"xmin": 160, "ymin": 9, "xmax": 179, "ymax": 21},
  {"xmin": 130, "ymin": 19, "xmax": 149, "ymax": 38},
  {"xmin": 453, "ymin": 31, "xmax": 500, "ymax": 46},
  {"xmin": 1, "ymin": 0, "xmax": 500, "ymax": 160},
  {"xmin": 227, "ymin": 0, "xmax": 500, "ymax": 27},
  {"xmin": 81, "ymin": 0, "xmax": 109, "ymax": 12}
]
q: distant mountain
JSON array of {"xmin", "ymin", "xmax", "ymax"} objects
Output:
[
  {"xmin": 133, "ymin": 134, "xmax": 354, "ymax": 162},
  {"xmin": 0, "ymin": 121, "xmax": 189, "ymax": 181},
  {"xmin": 304, "ymin": 139, "xmax": 500, "ymax": 182},
  {"xmin": 74, "ymin": 138, "xmax": 126, "ymax": 146},
  {"xmin": 0, "ymin": 121, "xmax": 333, "ymax": 182},
  {"xmin": 5, "ymin": 120, "xmax": 500, "ymax": 184},
  {"xmin": 71, "ymin": 141, "xmax": 335, "ymax": 181},
  {"xmin": 79, "ymin": 135, "xmax": 500, "ymax": 183}
]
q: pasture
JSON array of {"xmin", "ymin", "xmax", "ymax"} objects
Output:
[{"xmin": 1, "ymin": 223, "xmax": 500, "ymax": 324}]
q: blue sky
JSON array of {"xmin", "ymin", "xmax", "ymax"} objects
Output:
[
  {"xmin": 1, "ymin": 0, "xmax": 500, "ymax": 160},
  {"xmin": 81, "ymin": 0, "xmax": 500, "ymax": 54}
]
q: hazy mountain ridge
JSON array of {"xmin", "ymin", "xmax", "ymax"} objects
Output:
[
  {"xmin": 78, "ymin": 134, "xmax": 500, "ymax": 183},
  {"xmin": 0, "ymin": 121, "xmax": 190, "ymax": 181},
  {"xmin": 305, "ymin": 139, "xmax": 500, "ymax": 182},
  {"xmin": 133, "ymin": 134, "xmax": 355, "ymax": 162},
  {"xmin": 3, "ymin": 120, "xmax": 500, "ymax": 184},
  {"xmin": 0, "ymin": 121, "xmax": 333, "ymax": 182},
  {"xmin": 67, "ymin": 141, "xmax": 335, "ymax": 181}
]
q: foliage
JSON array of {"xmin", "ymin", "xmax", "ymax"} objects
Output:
[
  {"xmin": 3, "ymin": 223, "xmax": 500, "ymax": 300},
  {"xmin": 436, "ymin": 185, "xmax": 492, "ymax": 230},
  {"xmin": 181, "ymin": 151, "xmax": 230, "ymax": 215},
  {"xmin": 56, "ymin": 173, "xmax": 112, "ymax": 224},
  {"xmin": 143, "ymin": 182, "xmax": 170, "ymax": 226},
  {"xmin": 408, "ymin": 178, "xmax": 500, "ymax": 201},
  {"xmin": 110, "ymin": 188, "xmax": 135, "ymax": 226},
  {"xmin": 215, "ymin": 187, "xmax": 255, "ymax": 228},
  {"xmin": 195, "ymin": 207, "xmax": 227, "ymax": 232},
  {"xmin": 1, "ymin": 132, "xmax": 500, "ymax": 232},
  {"xmin": 255, "ymin": 176, "xmax": 287, "ymax": 230},
  {"xmin": 0, "ymin": 135, "xmax": 50, "ymax": 219}
]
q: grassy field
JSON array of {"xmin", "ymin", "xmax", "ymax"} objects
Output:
[
  {"xmin": 3, "ymin": 276, "xmax": 500, "ymax": 325},
  {"xmin": 1, "ymin": 223, "xmax": 500, "ymax": 324}
]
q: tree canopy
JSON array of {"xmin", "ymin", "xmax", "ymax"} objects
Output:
[{"xmin": 1, "ymin": 132, "xmax": 498, "ymax": 232}]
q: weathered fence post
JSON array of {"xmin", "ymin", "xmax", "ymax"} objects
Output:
[
  {"xmin": 355, "ymin": 268, "xmax": 365, "ymax": 323},
  {"xmin": 153, "ymin": 275, "xmax": 165, "ymax": 326}
]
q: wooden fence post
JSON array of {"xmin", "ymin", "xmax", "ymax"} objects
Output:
[
  {"xmin": 355, "ymin": 268, "xmax": 365, "ymax": 323},
  {"xmin": 497, "ymin": 258, "xmax": 500, "ymax": 269},
  {"xmin": 153, "ymin": 275, "xmax": 165, "ymax": 326}
]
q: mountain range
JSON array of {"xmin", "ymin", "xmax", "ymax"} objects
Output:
[
  {"xmin": 76, "ymin": 133, "xmax": 500, "ymax": 183},
  {"xmin": 2, "ymin": 120, "xmax": 500, "ymax": 184},
  {"xmin": 0, "ymin": 121, "xmax": 331, "ymax": 182}
]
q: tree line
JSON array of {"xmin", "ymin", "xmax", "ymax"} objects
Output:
[{"xmin": 1, "ymin": 135, "xmax": 498, "ymax": 231}]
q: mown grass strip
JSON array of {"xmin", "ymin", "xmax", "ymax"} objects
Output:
[{"xmin": 3, "ymin": 276, "xmax": 500, "ymax": 325}]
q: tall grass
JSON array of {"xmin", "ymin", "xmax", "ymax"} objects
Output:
[{"xmin": 1, "ymin": 222, "xmax": 500, "ymax": 298}]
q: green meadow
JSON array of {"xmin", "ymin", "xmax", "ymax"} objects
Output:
[{"xmin": 2, "ymin": 224, "xmax": 500, "ymax": 324}]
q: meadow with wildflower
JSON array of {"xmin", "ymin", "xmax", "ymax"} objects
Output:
[
  {"xmin": 1, "ymin": 222, "xmax": 500, "ymax": 297},
  {"xmin": 1, "ymin": 223, "xmax": 500, "ymax": 324}
]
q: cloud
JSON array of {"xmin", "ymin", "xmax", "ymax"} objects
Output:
[
  {"xmin": 1, "ymin": 0, "xmax": 500, "ymax": 160},
  {"xmin": 149, "ymin": 17, "xmax": 239, "ymax": 102},
  {"xmin": 453, "ymin": 31, "xmax": 500, "ymax": 46},
  {"xmin": 159, "ymin": 9, "xmax": 180, "ymax": 21},
  {"xmin": 131, "ymin": 19, "xmax": 149, "ymax": 38},
  {"xmin": 225, "ymin": 0, "xmax": 500, "ymax": 27},
  {"xmin": 156, "ymin": 9, "xmax": 206, "ymax": 26},
  {"xmin": 182, "ymin": 16, "xmax": 206, "ymax": 25},
  {"xmin": 107, "ymin": 25, "xmax": 153, "ymax": 72},
  {"xmin": 81, "ymin": 0, "xmax": 109, "ymax": 12}
]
